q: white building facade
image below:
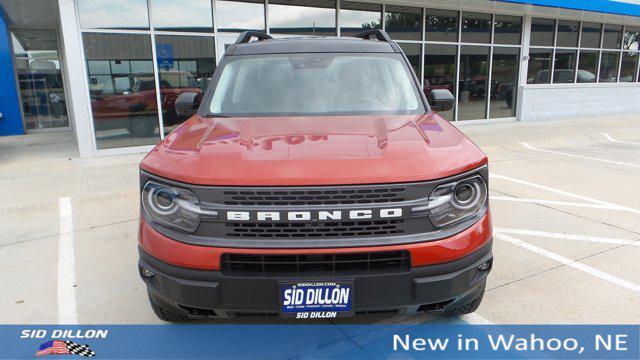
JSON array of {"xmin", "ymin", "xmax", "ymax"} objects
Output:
[{"xmin": 1, "ymin": 0, "xmax": 640, "ymax": 157}]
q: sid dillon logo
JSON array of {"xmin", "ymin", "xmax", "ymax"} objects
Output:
[{"xmin": 36, "ymin": 340, "xmax": 96, "ymax": 357}]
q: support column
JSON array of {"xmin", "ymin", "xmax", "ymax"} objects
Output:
[
  {"xmin": 57, "ymin": 0, "xmax": 94, "ymax": 157},
  {"xmin": 516, "ymin": 14, "xmax": 532, "ymax": 122}
]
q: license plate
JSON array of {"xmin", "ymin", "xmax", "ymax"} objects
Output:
[{"xmin": 279, "ymin": 281, "xmax": 354, "ymax": 319}]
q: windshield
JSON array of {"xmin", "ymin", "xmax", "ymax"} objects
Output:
[{"xmin": 206, "ymin": 53, "xmax": 425, "ymax": 116}]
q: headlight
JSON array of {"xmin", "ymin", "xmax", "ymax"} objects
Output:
[
  {"xmin": 142, "ymin": 181, "xmax": 217, "ymax": 233},
  {"xmin": 427, "ymin": 175, "xmax": 487, "ymax": 228}
]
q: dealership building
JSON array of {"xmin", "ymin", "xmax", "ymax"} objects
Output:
[{"xmin": 0, "ymin": 0, "xmax": 639, "ymax": 157}]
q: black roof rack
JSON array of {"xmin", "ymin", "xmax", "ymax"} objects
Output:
[
  {"xmin": 235, "ymin": 31, "xmax": 273, "ymax": 44},
  {"xmin": 354, "ymin": 29, "xmax": 392, "ymax": 42},
  {"xmin": 225, "ymin": 30, "xmax": 401, "ymax": 56}
]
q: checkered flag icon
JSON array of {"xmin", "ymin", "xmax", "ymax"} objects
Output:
[{"xmin": 65, "ymin": 341, "xmax": 96, "ymax": 357}]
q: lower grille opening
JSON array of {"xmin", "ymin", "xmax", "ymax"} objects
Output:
[
  {"xmin": 235, "ymin": 312, "xmax": 278, "ymax": 317},
  {"xmin": 177, "ymin": 304, "xmax": 218, "ymax": 317},
  {"xmin": 355, "ymin": 309, "xmax": 399, "ymax": 315},
  {"xmin": 418, "ymin": 299, "xmax": 455, "ymax": 313},
  {"xmin": 221, "ymin": 251, "xmax": 410, "ymax": 276}
]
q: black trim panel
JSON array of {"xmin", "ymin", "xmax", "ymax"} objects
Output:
[{"xmin": 139, "ymin": 239, "xmax": 492, "ymax": 316}]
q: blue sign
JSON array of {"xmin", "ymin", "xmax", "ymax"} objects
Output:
[
  {"xmin": 0, "ymin": 11, "xmax": 25, "ymax": 136},
  {"xmin": 1, "ymin": 325, "xmax": 638, "ymax": 359},
  {"xmin": 497, "ymin": 0, "xmax": 640, "ymax": 17},
  {"xmin": 156, "ymin": 43, "xmax": 174, "ymax": 70},
  {"xmin": 280, "ymin": 282, "xmax": 353, "ymax": 317}
]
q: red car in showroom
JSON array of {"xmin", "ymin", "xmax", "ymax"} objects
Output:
[
  {"xmin": 137, "ymin": 30, "xmax": 492, "ymax": 321},
  {"xmin": 90, "ymin": 71, "xmax": 202, "ymax": 137}
]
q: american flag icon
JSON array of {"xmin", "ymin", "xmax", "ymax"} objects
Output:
[{"xmin": 36, "ymin": 340, "xmax": 96, "ymax": 357}]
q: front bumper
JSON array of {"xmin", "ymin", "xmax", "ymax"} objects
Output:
[{"xmin": 139, "ymin": 240, "xmax": 492, "ymax": 318}]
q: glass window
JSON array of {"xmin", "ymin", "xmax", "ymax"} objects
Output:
[
  {"xmin": 398, "ymin": 43, "xmax": 421, "ymax": 80},
  {"xmin": 490, "ymin": 47, "xmax": 519, "ymax": 118},
  {"xmin": 131, "ymin": 61, "xmax": 154, "ymax": 73},
  {"xmin": 599, "ymin": 51, "xmax": 620, "ymax": 82},
  {"xmin": 577, "ymin": 51, "xmax": 598, "ymax": 83},
  {"xmin": 110, "ymin": 60, "xmax": 131, "ymax": 75},
  {"xmin": 207, "ymin": 53, "xmax": 424, "ymax": 116},
  {"xmin": 458, "ymin": 46, "xmax": 489, "ymax": 121},
  {"xmin": 553, "ymin": 50, "xmax": 577, "ymax": 83},
  {"xmin": 620, "ymin": 52, "xmax": 638, "ymax": 82},
  {"xmin": 269, "ymin": 0, "xmax": 336, "ymax": 36},
  {"xmin": 155, "ymin": 36, "xmax": 216, "ymax": 136},
  {"xmin": 216, "ymin": 0, "xmax": 265, "ymax": 32},
  {"xmin": 527, "ymin": 48, "xmax": 552, "ymax": 84},
  {"xmin": 339, "ymin": 1, "xmax": 381, "ymax": 37},
  {"xmin": 603, "ymin": 24, "xmax": 623, "ymax": 49},
  {"xmin": 83, "ymin": 33, "xmax": 160, "ymax": 149},
  {"xmin": 88, "ymin": 61, "xmax": 111, "ymax": 74},
  {"xmin": 425, "ymin": 9, "xmax": 458, "ymax": 43},
  {"xmin": 581, "ymin": 22, "xmax": 602, "ymax": 48},
  {"xmin": 150, "ymin": 0, "xmax": 213, "ymax": 32},
  {"xmin": 11, "ymin": 29, "xmax": 70, "ymax": 130},
  {"xmin": 623, "ymin": 26, "xmax": 640, "ymax": 51},
  {"xmin": 385, "ymin": 6, "xmax": 422, "ymax": 41},
  {"xmin": 493, "ymin": 15, "xmax": 522, "ymax": 45},
  {"xmin": 77, "ymin": 0, "xmax": 149, "ymax": 30},
  {"xmin": 530, "ymin": 18, "xmax": 555, "ymax": 47},
  {"xmin": 424, "ymin": 44, "xmax": 457, "ymax": 121},
  {"xmin": 461, "ymin": 12, "xmax": 491, "ymax": 44},
  {"xmin": 556, "ymin": 20, "xmax": 579, "ymax": 47},
  {"xmin": 11, "ymin": 29, "xmax": 59, "ymax": 59}
]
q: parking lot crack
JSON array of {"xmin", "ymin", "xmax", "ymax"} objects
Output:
[
  {"xmin": 490, "ymin": 189, "xmax": 640, "ymax": 238},
  {"xmin": 0, "ymin": 218, "xmax": 139, "ymax": 249},
  {"xmin": 497, "ymin": 144, "xmax": 545, "ymax": 157}
]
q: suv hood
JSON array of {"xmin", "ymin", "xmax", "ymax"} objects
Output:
[{"xmin": 140, "ymin": 114, "xmax": 487, "ymax": 186}]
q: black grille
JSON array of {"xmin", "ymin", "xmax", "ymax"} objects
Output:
[
  {"xmin": 221, "ymin": 188, "xmax": 406, "ymax": 206},
  {"xmin": 221, "ymin": 251, "xmax": 410, "ymax": 276},
  {"xmin": 225, "ymin": 220, "xmax": 404, "ymax": 238}
]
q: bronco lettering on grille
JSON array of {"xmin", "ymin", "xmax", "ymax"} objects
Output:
[{"xmin": 226, "ymin": 208, "xmax": 402, "ymax": 221}]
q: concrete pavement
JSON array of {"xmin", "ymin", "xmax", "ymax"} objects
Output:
[{"xmin": 1, "ymin": 115, "xmax": 639, "ymax": 324}]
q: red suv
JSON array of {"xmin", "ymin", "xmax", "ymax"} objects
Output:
[{"xmin": 138, "ymin": 30, "xmax": 492, "ymax": 321}]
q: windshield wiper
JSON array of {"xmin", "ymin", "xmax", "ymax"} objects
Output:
[{"xmin": 202, "ymin": 113, "xmax": 232, "ymax": 118}]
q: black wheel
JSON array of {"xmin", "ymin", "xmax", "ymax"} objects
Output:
[
  {"xmin": 444, "ymin": 285, "xmax": 485, "ymax": 316},
  {"xmin": 129, "ymin": 116, "xmax": 157, "ymax": 137},
  {"xmin": 148, "ymin": 294, "xmax": 192, "ymax": 323}
]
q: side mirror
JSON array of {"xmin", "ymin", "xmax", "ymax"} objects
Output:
[
  {"xmin": 427, "ymin": 89, "xmax": 455, "ymax": 112},
  {"xmin": 175, "ymin": 92, "xmax": 202, "ymax": 116}
]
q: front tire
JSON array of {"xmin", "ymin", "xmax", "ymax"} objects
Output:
[
  {"xmin": 148, "ymin": 294, "xmax": 192, "ymax": 323},
  {"xmin": 444, "ymin": 284, "xmax": 485, "ymax": 316}
]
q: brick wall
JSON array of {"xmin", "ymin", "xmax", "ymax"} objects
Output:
[{"xmin": 520, "ymin": 84, "xmax": 640, "ymax": 121}]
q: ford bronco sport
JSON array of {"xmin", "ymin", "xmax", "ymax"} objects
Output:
[{"xmin": 138, "ymin": 30, "xmax": 492, "ymax": 321}]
